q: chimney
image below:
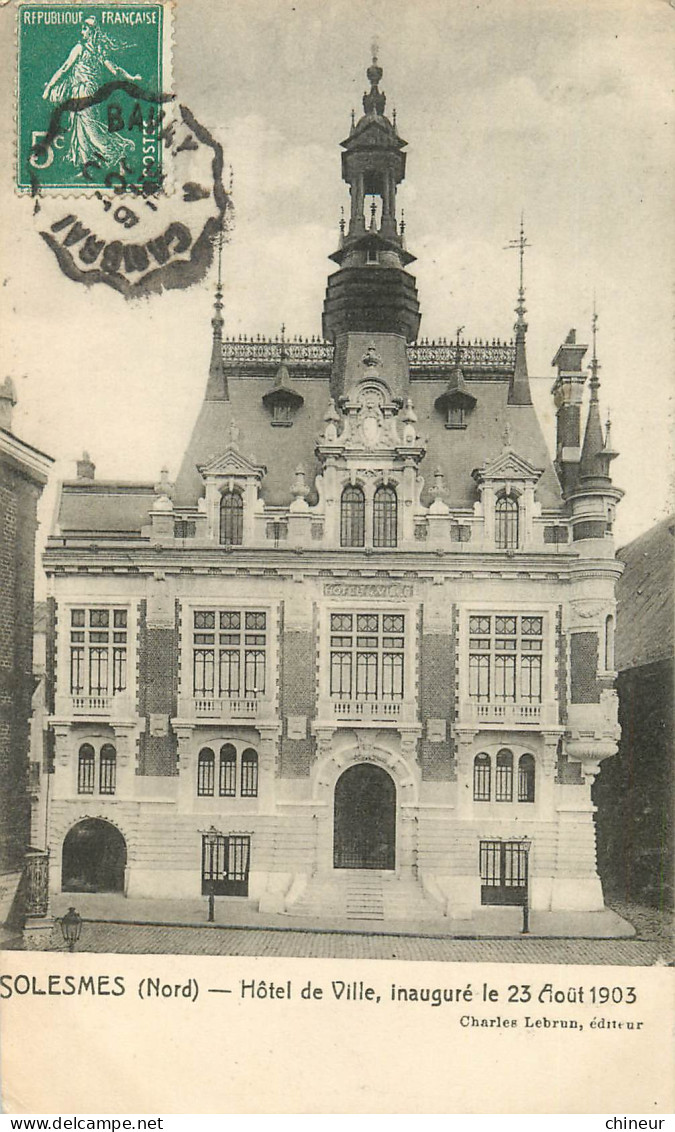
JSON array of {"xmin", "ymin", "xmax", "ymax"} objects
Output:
[
  {"xmin": 551, "ymin": 329, "xmax": 587, "ymax": 497},
  {"xmin": 0, "ymin": 377, "xmax": 17, "ymax": 431},
  {"xmin": 76, "ymin": 451, "xmax": 96, "ymax": 480}
]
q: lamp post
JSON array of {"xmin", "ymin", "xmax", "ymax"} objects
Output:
[
  {"xmin": 59, "ymin": 906, "xmax": 83, "ymax": 952},
  {"xmin": 520, "ymin": 838, "xmax": 532, "ymax": 935},
  {"xmin": 200, "ymin": 825, "xmax": 222, "ymax": 923}
]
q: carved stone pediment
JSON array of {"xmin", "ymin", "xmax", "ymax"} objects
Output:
[
  {"xmin": 472, "ymin": 448, "xmax": 543, "ymax": 487},
  {"xmin": 198, "ymin": 446, "xmax": 266, "ymax": 481}
]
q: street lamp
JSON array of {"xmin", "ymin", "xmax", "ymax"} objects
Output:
[
  {"xmin": 200, "ymin": 825, "xmax": 222, "ymax": 923},
  {"xmin": 59, "ymin": 906, "xmax": 83, "ymax": 952},
  {"xmin": 520, "ymin": 838, "xmax": 532, "ymax": 935}
]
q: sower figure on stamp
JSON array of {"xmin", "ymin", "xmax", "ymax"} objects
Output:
[{"xmin": 42, "ymin": 16, "xmax": 141, "ymax": 173}]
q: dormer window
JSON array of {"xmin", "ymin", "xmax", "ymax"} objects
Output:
[
  {"xmin": 220, "ymin": 490, "xmax": 243, "ymax": 546},
  {"xmin": 272, "ymin": 402, "xmax": 292, "ymax": 427},
  {"xmin": 340, "ymin": 485, "xmax": 365, "ymax": 547},
  {"xmin": 366, "ymin": 246, "xmax": 379, "ymax": 265},
  {"xmin": 446, "ymin": 405, "xmax": 466, "ymax": 429},
  {"xmin": 495, "ymin": 493, "xmax": 519, "ymax": 550},
  {"xmin": 373, "ymin": 484, "xmax": 397, "ymax": 548}
]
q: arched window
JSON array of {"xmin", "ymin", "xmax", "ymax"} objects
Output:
[
  {"xmin": 373, "ymin": 484, "xmax": 397, "ymax": 548},
  {"xmin": 99, "ymin": 743, "xmax": 116, "ymax": 795},
  {"xmin": 495, "ymin": 493, "xmax": 519, "ymax": 550},
  {"xmin": 495, "ymin": 748, "xmax": 514, "ymax": 802},
  {"xmin": 197, "ymin": 747, "xmax": 215, "ymax": 796},
  {"xmin": 77, "ymin": 744, "xmax": 95, "ymax": 795},
  {"xmin": 241, "ymin": 748, "xmax": 259, "ymax": 797},
  {"xmin": 340, "ymin": 485, "xmax": 365, "ymax": 547},
  {"xmin": 518, "ymin": 754, "xmax": 535, "ymax": 803},
  {"xmin": 219, "ymin": 743, "xmax": 236, "ymax": 797},
  {"xmin": 473, "ymin": 753, "xmax": 491, "ymax": 802},
  {"xmin": 604, "ymin": 614, "xmax": 615, "ymax": 671},
  {"xmin": 220, "ymin": 491, "xmax": 243, "ymax": 546}
]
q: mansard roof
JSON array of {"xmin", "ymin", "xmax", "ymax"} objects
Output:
[
  {"xmin": 56, "ymin": 480, "xmax": 155, "ymax": 534},
  {"xmin": 171, "ymin": 344, "xmax": 561, "ymax": 511}
]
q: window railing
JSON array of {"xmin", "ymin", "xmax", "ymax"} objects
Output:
[
  {"xmin": 193, "ymin": 696, "xmax": 260, "ymax": 718},
  {"xmin": 461, "ymin": 701, "xmax": 555, "ymax": 727}
]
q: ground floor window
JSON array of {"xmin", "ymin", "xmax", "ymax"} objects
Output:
[
  {"xmin": 197, "ymin": 745, "xmax": 258, "ymax": 798},
  {"xmin": 77, "ymin": 741, "xmax": 116, "ymax": 795},
  {"xmin": 480, "ymin": 840, "xmax": 529, "ymax": 905},
  {"xmin": 201, "ymin": 833, "xmax": 251, "ymax": 897}
]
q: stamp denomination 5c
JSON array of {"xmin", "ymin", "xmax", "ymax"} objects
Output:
[{"xmin": 17, "ymin": 3, "xmax": 171, "ymax": 192}]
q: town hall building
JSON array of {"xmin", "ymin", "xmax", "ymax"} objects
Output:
[{"xmin": 39, "ymin": 59, "xmax": 623, "ymax": 923}]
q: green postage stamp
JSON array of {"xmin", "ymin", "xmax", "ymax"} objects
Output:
[{"xmin": 17, "ymin": 4, "xmax": 172, "ymax": 192}]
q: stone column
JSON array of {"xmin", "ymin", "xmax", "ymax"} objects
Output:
[
  {"xmin": 454, "ymin": 730, "xmax": 478, "ymax": 819},
  {"xmin": 257, "ymin": 726, "xmax": 279, "ymax": 815},
  {"xmin": 175, "ymin": 725, "xmax": 195, "ymax": 813}
]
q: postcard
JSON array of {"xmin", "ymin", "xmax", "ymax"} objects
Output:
[{"xmin": 0, "ymin": 0, "xmax": 673, "ymax": 1115}]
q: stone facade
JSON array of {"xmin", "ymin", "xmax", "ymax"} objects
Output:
[{"xmin": 39, "ymin": 61, "xmax": 624, "ymax": 923}]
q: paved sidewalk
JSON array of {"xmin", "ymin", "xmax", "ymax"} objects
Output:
[
  {"xmin": 15, "ymin": 919, "xmax": 673, "ymax": 965},
  {"xmin": 48, "ymin": 891, "xmax": 636, "ymax": 940}
]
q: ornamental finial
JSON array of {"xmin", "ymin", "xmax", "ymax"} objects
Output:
[{"xmin": 363, "ymin": 48, "xmax": 386, "ymax": 116}]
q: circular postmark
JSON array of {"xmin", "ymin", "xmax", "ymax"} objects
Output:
[{"xmin": 30, "ymin": 93, "xmax": 231, "ymax": 298}]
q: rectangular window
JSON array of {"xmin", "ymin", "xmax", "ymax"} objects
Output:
[
  {"xmin": 69, "ymin": 608, "xmax": 128, "ymax": 697},
  {"xmin": 329, "ymin": 612, "xmax": 405, "ymax": 701},
  {"xmin": 192, "ymin": 610, "xmax": 267, "ymax": 699},
  {"xmin": 468, "ymin": 615, "xmax": 543, "ymax": 705},
  {"xmin": 201, "ymin": 834, "xmax": 251, "ymax": 896}
]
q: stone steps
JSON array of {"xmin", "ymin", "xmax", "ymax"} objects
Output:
[{"xmin": 289, "ymin": 870, "xmax": 443, "ymax": 922}]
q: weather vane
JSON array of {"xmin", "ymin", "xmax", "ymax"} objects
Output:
[{"xmin": 504, "ymin": 213, "xmax": 531, "ymax": 316}]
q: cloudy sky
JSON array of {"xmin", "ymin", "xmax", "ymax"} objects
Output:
[{"xmin": 1, "ymin": 0, "xmax": 673, "ymax": 554}]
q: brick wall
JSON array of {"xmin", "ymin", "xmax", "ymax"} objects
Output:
[
  {"xmin": 137, "ymin": 599, "xmax": 178, "ymax": 776},
  {"xmin": 0, "ymin": 465, "xmax": 40, "ymax": 873},
  {"xmin": 418, "ymin": 606, "xmax": 455, "ymax": 781},
  {"xmin": 279, "ymin": 605, "xmax": 316, "ymax": 777},
  {"xmin": 570, "ymin": 631, "xmax": 601, "ymax": 704}
]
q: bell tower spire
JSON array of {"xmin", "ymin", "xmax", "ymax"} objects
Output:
[
  {"xmin": 506, "ymin": 213, "xmax": 533, "ymax": 405},
  {"xmin": 205, "ymin": 224, "xmax": 229, "ymax": 402},
  {"xmin": 322, "ymin": 55, "xmax": 421, "ymax": 344}
]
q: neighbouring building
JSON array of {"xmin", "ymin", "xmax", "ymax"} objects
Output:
[
  {"xmin": 40, "ymin": 60, "xmax": 624, "ymax": 923},
  {"xmin": 0, "ymin": 378, "xmax": 53, "ymax": 929},
  {"xmin": 594, "ymin": 516, "xmax": 674, "ymax": 911}
]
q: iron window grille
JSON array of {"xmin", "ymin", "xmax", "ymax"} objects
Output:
[
  {"xmin": 201, "ymin": 833, "xmax": 251, "ymax": 897},
  {"xmin": 240, "ymin": 749, "xmax": 259, "ymax": 797},
  {"xmin": 495, "ymin": 493, "xmax": 519, "ymax": 550},
  {"xmin": 99, "ymin": 744, "xmax": 117, "ymax": 795},
  {"xmin": 468, "ymin": 614, "xmax": 543, "ymax": 705},
  {"xmin": 518, "ymin": 753, "xmax": 536, "ymax": 802},
  {"xmin": 219, "ymin": 744, "xmax": 236, "ymax": 796},
  {"xmin": 197, "ymin": 748, "xmax": 215, "ymax": 796},
  {"xmin": 193, "ymin": 610, "xmax": 267, "ymax": 698},
  {"xmin": 480, "ymin": 839, "xmax": 529, "ymax": 905},
  {"xmin": 340, "ymin": 485, "xmax": 365, "ymax": 547},
  {"xmin": 220, "ymin": 491, "xmax": 243, "ymax": 546},
  {"xmin": 473, "ymin": 753, "xmax": 491, "ymax": 801},
  {"xmin": 329, "ymin": 612, "xmax": 405, "ymax": 701},
  {"xmin": 174, "ymin": 520, "xmax": 196, "ymax": 539},
  {"xmin": 373, "ymin": 484, "xmax": 398, "ymax": 548},
  {"xmin": 77, "ymin": 744, "xmax": 95, "ymax": 794},
  {"xmin": 70, "ymin": 608, "xmax": 127, "ymax": 696},
  {"xmin": 495, "ymin": 748, "xmax": 514, "ymax": 801}
]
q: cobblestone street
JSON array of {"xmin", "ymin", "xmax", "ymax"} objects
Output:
[{"xmin": 24, "ymin": 919, "xmax": 673, "ymax": 964}]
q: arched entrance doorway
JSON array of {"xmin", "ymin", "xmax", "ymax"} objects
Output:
[
  {"xmin": 62, "ymin": 819, "xmax": 127, "ymax": 893},
  {"xmin": 334, "ymin": 764, "xmax": 396, "ymax": 870}
]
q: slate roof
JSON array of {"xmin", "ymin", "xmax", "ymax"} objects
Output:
[
  {"xmin": 173, "ymin": 366, "xmax": 562, "ymax": 511},
  {"xmin": 57, "ymin": 481, "xmax": 155, "ymax": 535},
  {"xmin": 615, "ymin": 515, "xmax": 675, "ymax": 671}
]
